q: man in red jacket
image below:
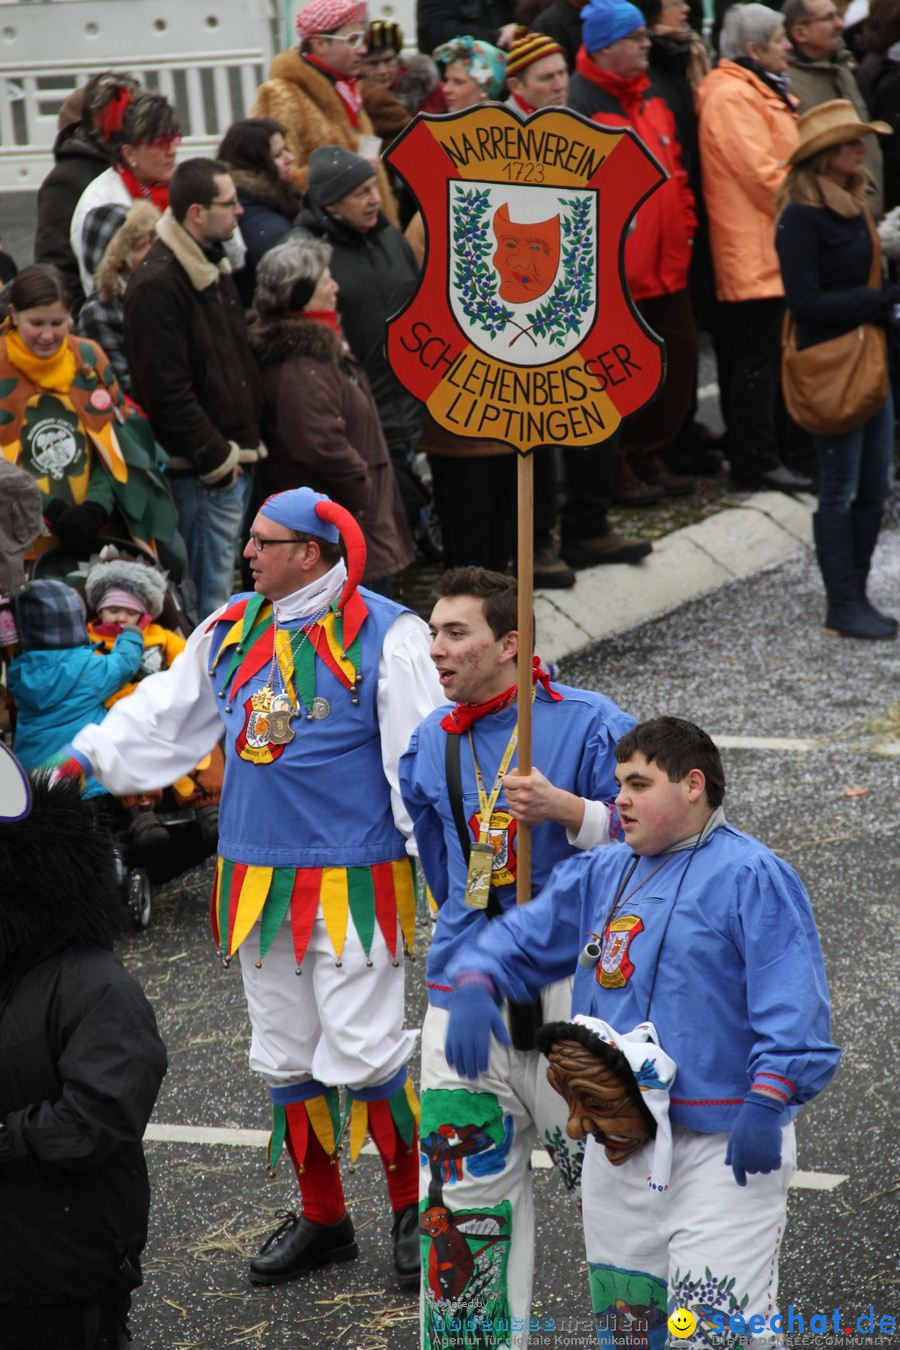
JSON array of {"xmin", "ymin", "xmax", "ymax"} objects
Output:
[{"xmin": 569, "ymin": 0, "xmax": 699, "ymax": 506}]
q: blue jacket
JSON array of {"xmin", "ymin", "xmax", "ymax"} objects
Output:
[
  {"xmin": 8, "ymin": 631, "xmax": 143, "ymax": 797},
  {"xmin": 448, "ymin": 821, "xmax": 840, "ymax": 1132},
  {"xmin": 399, "ymin": 683, "xmax": 635, "ymax": 1006}
]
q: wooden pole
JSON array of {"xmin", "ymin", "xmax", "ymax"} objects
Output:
[{"xmin": 516, "ymin": 450, "xmax": 534, "ymax": 905}]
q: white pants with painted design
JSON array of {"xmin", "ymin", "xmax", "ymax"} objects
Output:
[
  {"xmin": 420, "ymin": 979, "xmax": 585, "ymax": 1350},
  {"xmin": 582, "ymin": 1123, "xmax": 797, "ymax": 1350}
]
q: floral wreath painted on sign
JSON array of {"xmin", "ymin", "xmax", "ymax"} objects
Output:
[{"xmin": 450, "ymin": 184, "xmax": 595, "ymax": 363}]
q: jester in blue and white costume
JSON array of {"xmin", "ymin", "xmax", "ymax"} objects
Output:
[
  {"xmin": 442, "ymin": 716, "xmax": 840, "ymax": 1349},
  {"xmin": 398, "ymin": 568, "xmax": 635, "ymax": 1349},
  {"xmin": 66, "ymin": 488, "xmax": 443, "ymax": 1286}
]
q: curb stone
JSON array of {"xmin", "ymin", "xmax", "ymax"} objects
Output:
[{"xmin": 536, "ymin": 491, "xmax": 816, "ymax": 662}]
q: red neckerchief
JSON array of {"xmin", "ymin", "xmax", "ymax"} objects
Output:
[
  {"xmin": 116, "ymin": 161, "xmax": 170, "ymax": 211},
  {"xmin": 304, "ymin": 54, "xmax": 362, "ymax": 126},
  {"xmin": 574, "ymin": 45, "xmax": 650, "ymax": 117},
  {"xmin": 441, "ymin": 657, "xmax": 563, "ymax": 734},
  {"xmin": 510, "ymin": 89, "xmax": 537, "ymax": 115}
]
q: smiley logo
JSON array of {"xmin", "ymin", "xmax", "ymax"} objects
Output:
[{"xmin": 668, "ymin": 1308, "xmax": 698, "ymax": 1338}]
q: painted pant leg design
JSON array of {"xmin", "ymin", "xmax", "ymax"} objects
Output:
[{"xmin": 420, "ymin": 1005, "xmax": 538, "ymax": 1350}]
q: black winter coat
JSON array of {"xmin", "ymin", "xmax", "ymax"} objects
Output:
[
  {"xmin": 0, "ymin": 941, "xmax": 167, "ymax": 1313},
  {"xmin": 34, "ymin": 125, "xmax": 114, "ymax": 310},
  {"xmin": 858, "ymin": 51, "xmax": 900, "ymax": 213},
  {"xmin": 417, "ymin": 0, "xmax": 514, "ymax": 56},
  {"xmin": 293, "ymin": 199, "xmax": 422, "ymax": 459}
]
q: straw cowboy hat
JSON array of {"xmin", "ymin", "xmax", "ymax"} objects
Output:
[{"xmin": 787, "ymin": 99, "xmax": 891, "ymax": 166}]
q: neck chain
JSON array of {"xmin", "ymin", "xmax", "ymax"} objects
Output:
[{"xmin": 264, "ymin": 604, "xmax": 330, "ymax": 718}]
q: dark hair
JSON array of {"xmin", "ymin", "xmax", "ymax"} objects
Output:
[
  {"xmin": 435, "ymin": 566, "xmax": 518, "ymax": 640},
  {"xmin": 120, "ymin": 90, "xmax": 179, "ymax": 147},
  {"xmin": 218, "ymin": 117, "xmax": 286, "ymax": 180},
  {"xmin": 864, "ymin": 0, "xmax": 900, "ymax": 53},
  {"xmin": 614, "ymin": 717, "xmax": 726, "ymax": 808},
  {"xmin": 168, "ymin": 157, "xmax": 230, "ymax": 222},
  {"xmin": 81, "ymin": 70, "xmax": 140, "ymax": 138},
  {"xmin": 292, "ymin": 530, "xmax": 344, "ymax": 566},
  {"xmin": 635, "ymin": 0, "xmax": 663, "ymax": 24},
  {"xmin": 5, "ymin": 263, "xmax": 73, "ymax": 314}
]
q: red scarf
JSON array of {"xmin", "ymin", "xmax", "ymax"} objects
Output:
[
  {"xmin": 441, "ymin": 657, "xmax": 562, "ymax": 734},
  {"xmin": 116, "ymin": 162, "xmax": 170, "ymax": 212},
  {"xmin": 300, "ymin": 308, "xmax": 342, "ymax": 332},
  {"xmin": 304, "ymin": 54, "xmax": 362, "ymax": 127},
  {"xmin": 510, "ymin": 90, "xmax": 537, "ymax": 115},
  {"xmin": 574, "ymin": 46, "xmax": 650, "ymax": 118}
]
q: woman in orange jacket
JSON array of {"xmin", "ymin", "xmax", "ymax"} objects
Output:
[{"xmin": 697, "ymin": 4, "xmax": 814, "ymax": 493}]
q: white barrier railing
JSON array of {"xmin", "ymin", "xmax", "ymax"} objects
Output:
[{"xmin": 0, "ymin": 0, "xmax": 278, "ymax": 191}]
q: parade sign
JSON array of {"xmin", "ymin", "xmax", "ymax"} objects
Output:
[{"xmin": 384, "ymin": 105, "xmax": 666, "ymax": 453}]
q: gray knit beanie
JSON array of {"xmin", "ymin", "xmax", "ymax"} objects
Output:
[{"xmin": 306, "ymin": 145, "xmax": 375, "ymax": 207}]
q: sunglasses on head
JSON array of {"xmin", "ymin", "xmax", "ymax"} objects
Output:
[{"xmin": 134, "ymin": 132, "xmax": 183, "ymax": 150}]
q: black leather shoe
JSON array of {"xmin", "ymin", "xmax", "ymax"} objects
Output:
[
  {"xmin": 391, "ymin": 1203, "xmax": 420, "ymax": 1288},
  {"xmin": 248, "ymin": 1211, "xmax": 358, "ymax": 1285},
  {"xmin": 758, "ymin": 464, "xmax": 814, "ymax": 494}
]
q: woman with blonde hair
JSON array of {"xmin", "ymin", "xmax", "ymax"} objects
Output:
[
  {"xmin": 775, "ymin": 100, "xmax": 898, "ymax": 640},
  {"xmin": 75, "ymin": 200, "xmax": 159, "ymax": 393}
]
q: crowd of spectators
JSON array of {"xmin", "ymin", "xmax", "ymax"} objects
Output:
[{"xmin": 2, "ymin": 0, "xmax": 897, "ymax": 619}]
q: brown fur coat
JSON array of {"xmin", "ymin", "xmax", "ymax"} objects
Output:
[{"xmin": 251, "ymin": 50, "xmax": 398, "ymax": 224}]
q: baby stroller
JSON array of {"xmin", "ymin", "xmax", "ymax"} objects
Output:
[{"xmin": 25, "ymin": 540, "xmax": 221, "ymax": 929}]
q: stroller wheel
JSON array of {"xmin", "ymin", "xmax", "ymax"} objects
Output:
[{"xmin": 128, "ymin": 867, "xmax": 153, "ymax": 930}]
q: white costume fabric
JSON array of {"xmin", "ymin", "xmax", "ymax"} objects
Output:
[
  {"xmin": 582, "ymin": 1124, "xmax": 796, "ymax": 1350},
  {"xmin": 419, "ymin": 979, "xmax": 584, "ymax": 1350}
]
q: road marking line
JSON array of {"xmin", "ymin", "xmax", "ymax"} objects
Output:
[
  {"xmin": 714, "ymin": 735, "xmax": 818, "ymax": 752},
  {"xmin": 144, "ymin": 1125, "xmax": 847, "ymax": 1188}
]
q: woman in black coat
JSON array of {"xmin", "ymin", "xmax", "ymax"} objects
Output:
[
  {"xmin": 218, "ymin": 118, "xmax": 301, "ymax": 306},
  {"xmin": 0, "ymin": 775, "xmax": 167, "ymax": 1349},
  {"xmin": 775, "ymin": 101, "xmax": 899, "ymax": 641}
]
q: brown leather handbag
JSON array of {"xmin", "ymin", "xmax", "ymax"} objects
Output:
[{"xmin": 781, "ymin": 210, "xmax": 889, "ymax": 437}]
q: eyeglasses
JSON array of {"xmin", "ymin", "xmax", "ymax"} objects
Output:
[
  {"xmin": 247, "ymin": 532, "xmax": 301, "ymax": 551},
  {"xmin": 805, "ymin": 8, "xmax": 839, "ymax": 20},
  {"xmin": 135, "ymin": 133, "xmax": 182, "ymax": 150},
  {"xmin": 206, "ymin": 196, "xmax": 240, "ymax": 209},
  {"xmin": 325, "ymin": 31, "xmax": 366, "ymax": 47}
]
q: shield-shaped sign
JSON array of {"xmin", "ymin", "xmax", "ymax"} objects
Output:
[{"xmin": 384, "ymin": 105, "xmax": 666, "ymax": 453}]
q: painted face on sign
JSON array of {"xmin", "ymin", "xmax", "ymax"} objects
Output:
[{"xmin": 491, "ymin": 203, "xmax": 560, "ymax": 304}]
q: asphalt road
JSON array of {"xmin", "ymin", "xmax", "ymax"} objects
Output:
[{"xmin": 116, "ymin": 498, "xmax": 898, "ymax": 1350}]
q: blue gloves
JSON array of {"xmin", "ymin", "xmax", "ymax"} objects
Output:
[
  {"xmin": 444, "ymin": 975, "xmax": 510, "ymax": 1080},
  {"xmin": 725, "ymin": 1093, "xmax": 785, "ymax": 1186}
]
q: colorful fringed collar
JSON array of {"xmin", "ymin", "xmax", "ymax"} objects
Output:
[{"xmin": 210, "ymin": 590, "xmax": 369, "ymax": 708}]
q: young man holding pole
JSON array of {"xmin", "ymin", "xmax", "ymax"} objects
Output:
[{"xmin": 399, "ymin": 565, "xmax": 634, "ymax": 1347}]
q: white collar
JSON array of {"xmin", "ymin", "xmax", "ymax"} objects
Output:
[
  {"xmin": 663, "ymin": 804, "xmax": 727, "ymax": 854},
  {"xmin": 271, "ymin": 559, "xmax": 347, "ymax": 623}
]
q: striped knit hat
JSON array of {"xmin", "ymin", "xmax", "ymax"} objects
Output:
[{"xmin": 505, "ymin": 29, "xmax": 565, "ymax": 79}]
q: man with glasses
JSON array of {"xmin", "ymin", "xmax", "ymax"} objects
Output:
[
  {"xmin": 123, "ymin": 157, "xmax": 265, "ymax": 616},
  {"xmin": 57, "ymin": 485, "xmax": 443, "ymax": 1291},
  {"xmin": 251, "ymin": 0, "xmax": 399, "ymax": 223},
  {"xmin": 783, "ymin": 0, "xmax": 884, "ymax": 214}
]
